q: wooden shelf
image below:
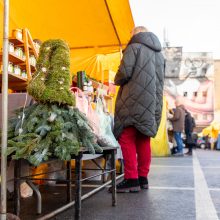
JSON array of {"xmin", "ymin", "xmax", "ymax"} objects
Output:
[
  {"xmin": 10, "ymin": 38, "xmax": 37, "ymax": 55},
  {"xmin": 0, "ymin": 72, "xmax": 27, "ymax": 91},
  {"xmin": 9, "ymin": 37, "xmax": 24, "ymax": 45},
  {"xmin": 0, "ymin": 72, "xmax": 27, "ymax": 82},
  {"xmin": 0, "ymin": 30, "xmax": 39, "ymax": 91},
  {"xmin": 14, "ymin": 43, "xmax": 32, "ymax": 50},
  {"xmin": 20, "ymin": 63, "xmax": 36, "ymax": 71},
  {"xmin": 10, "ymin": 38, "xmax": 39, "ymax": 54},
  {"xmin": 0, "ymin": 52, "xmax": 25, "ymax": 64}
]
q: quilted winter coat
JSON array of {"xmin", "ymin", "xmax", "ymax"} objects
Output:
[{"xmin": 114, "ymin": 32, "xmax": 165, "ymax": 139}]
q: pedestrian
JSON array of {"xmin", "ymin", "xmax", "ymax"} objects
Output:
[
  {"xmin": 167, "ymin": 108, "xmax": 178, "ymax": 154},
  {"xmin": 169, "ymin": 99, "xmax": 185, "ymax": 156},
  {"xmin": 184, "ymin": 110, "xmax": 196, "ymax": 155},
  {"xmin": 113, "ymin": 26, "xmax": 165, "ymax": 193}
]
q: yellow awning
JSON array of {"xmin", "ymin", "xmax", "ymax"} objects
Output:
[
  {"xmin": 71, "ymin": 51, "xmax": 121, "ymax": 80},
  {"xmin": 1, "ymin": 0, "xmax": 134, "ymax": 51},
  {"xmin": 0, "ymin": 0, "xmax": 134, "ymax": 80}
]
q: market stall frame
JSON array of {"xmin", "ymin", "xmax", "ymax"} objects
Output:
[
  {"xmin": 1, "ymin": 1, "xmax": 9, "ymax": 220},
  {"xmin": 13, "ymin": 147, "xmax": 117, "ymax": 220}
]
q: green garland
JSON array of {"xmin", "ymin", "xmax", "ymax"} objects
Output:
[
  {"xmin": 8, "ymin": 104, "xmax": 102, "ymax": 166},
  {"xmin": 6, "ymin": 39, "xmax": 103, "ymax": 166},
  {"xmin": 27, "ymin": 39, "xmax": 75, "ymax": 106}
]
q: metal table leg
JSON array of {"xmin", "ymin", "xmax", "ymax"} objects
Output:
[
  {"xmin": 111, "ymin": 150, "xmax": 116, "ymax": 206},
  {"xmin": 14, "ymin": 159, "xmax": 21, "ymax": 216},
  {"xmin": 75, "ymin": 153, "xmax": 82, "ymax": 220},
  {"xmin": 26, "ymin": 180, "xmax": 42, "ymax": 214},
  {"xmin": 102, "ymin": 155, "xmax": 107, "ymax": 183},
  {"xmin": 119, "ymin": 159, "xmax": 124, "ymax": 175},
  {"xmin": 66, "ymin": 161, "xmax": 72, "ymax": 202}
]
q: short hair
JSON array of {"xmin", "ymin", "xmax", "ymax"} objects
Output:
[
  {"xmin": 132, "ymin": 26, "xmax": 149, "ymax": 36},
  {"xmin": 175, "ymin": 97, "xmax": 183, "ymax": 106}
]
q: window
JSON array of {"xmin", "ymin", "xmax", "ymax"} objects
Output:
[
  {"xmin": 203, "ymin": 114, "xmax": 207, "ymax": 120},
  {"xmin": 183, "ymin": 92, "xmax": 187, "ymax": 97},
  {"xmin": 202, "ymin": 91, "xmax": 207, "ymax": 97},
  {"xmin": 193, "ymin": 114, "xmax": 198, "ymax": 120}
]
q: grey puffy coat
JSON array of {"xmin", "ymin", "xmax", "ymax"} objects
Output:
[{"xmin": 114, "ymin": 32, "xmax": 165, "ymax": 139}]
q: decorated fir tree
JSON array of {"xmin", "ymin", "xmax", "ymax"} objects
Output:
[{"xmin": 7, "ymin": 39, "xmax": 102, "ymax": 166}]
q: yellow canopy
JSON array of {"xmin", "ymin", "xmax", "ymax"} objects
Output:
[
  {"xmin": 0, "ymin": 0, "xmax": 134, "ymax": 80},
  {"xmin": 0, "ymin": 0, "xmax": 134, "ymax": 50},
  {"xmin": 71, "ymin": 51, "xmax": 121, "ymax": 80}
]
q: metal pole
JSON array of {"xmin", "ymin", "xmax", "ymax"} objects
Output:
[
  {"xmin": 75, "ymin": 155, "xmax": 82, "ymax": 220},
  {"xmin": 111, "ymin": 150, "xmax": 116, "ymax": 206},
  {"xmin": 14, "ymin": 160, "xmax": 21, "ymax": 216},
  {"xmin": 66, "ymin": 161, "xmax": 72, "ymax": 202},
  {"xmin": 1, "ymin": 0, "xmax": 9, "ymax": 219},
  {"xmin": 26, "ymin": 180, "xmax": 42, "ymax": 215}
]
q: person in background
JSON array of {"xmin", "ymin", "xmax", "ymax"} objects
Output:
[
  {"xmin": 112, "ymin": 26, "xmax": 165, "ymax": 193},
  {"xmin": 184, "ymin": 110, "xmax": 196, "ymax": 155},
  {"xmin": 169, "ymin": 99, "xmax": 185, "ymax": 156},
  {"xmin": 167, "ymin": 108, "xmax": 178, "ymax": 154}
]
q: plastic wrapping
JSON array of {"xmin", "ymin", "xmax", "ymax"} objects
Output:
[
  {"xmin": 95, "ymin": 98, "xmax": 119, "ymax": 148},
  {"xmin": 20, "ymin": 182, "xmax": 33, "ymax": 198},
  {"xmin": 72, "ymin": 87, "xmax": 89, "ymax": 116}
]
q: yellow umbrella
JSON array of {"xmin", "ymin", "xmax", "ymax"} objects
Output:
[{"xmin": 202, "ymin": 122, "xmax": 220, "ymax": 139}]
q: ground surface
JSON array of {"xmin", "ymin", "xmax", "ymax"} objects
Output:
[{"xmin": 8, "ymin": 149, "xmax": 220, "ymax": 220}]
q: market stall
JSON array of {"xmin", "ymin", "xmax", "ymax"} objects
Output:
[
  {"xmin": 0, "ymin": 1, "xmax": 134, "ymax": 219},
  {"xmin": 1, "ymin": 1, "xmax": 170, "ymax": 219}
]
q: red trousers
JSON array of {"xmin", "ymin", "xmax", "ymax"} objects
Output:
[{"xmin": 118, "ymin": 126, "xmax": 151, "ymax": 179}]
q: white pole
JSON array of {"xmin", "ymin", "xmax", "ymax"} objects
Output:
[{"xmin": 1, "ymin": 0, "xmax": 9, "ymax": 219}]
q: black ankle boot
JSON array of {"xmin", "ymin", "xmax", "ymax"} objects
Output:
[
  {"xmin": 139, "ymin": 176, "xmax": 149, "ymax": 189},
  {"xmin": 109, "ymin": 179, "xmax": 140, "ymax": 193},
  {"xmin": 184, "ymin": 151, "xmax": 192, "ymax": 156}
]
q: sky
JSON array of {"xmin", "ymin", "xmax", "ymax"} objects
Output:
[{"xmin": 129, "ymin": 0, "xmax": 220, "ymax": 59}]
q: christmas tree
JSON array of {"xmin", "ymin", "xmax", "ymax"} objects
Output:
[{"xmin": 7, "ymin": 39, "xmax": 102, "ymax": 166}]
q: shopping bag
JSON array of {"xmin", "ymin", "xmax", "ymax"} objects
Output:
[
  {"xmin": 95, "ymin": 97, "xmax": 119, "ymax": 148},
  {"xmin": 71, "ymin": 87, "xmax": 88, "ymax": 116},
  {"xmin": 20, "ymin": 182, "xmax": 33, "ymax": 198},
  {"xmin": 87, "ymin": 102, "xmax": 100, "ymax": 135}
]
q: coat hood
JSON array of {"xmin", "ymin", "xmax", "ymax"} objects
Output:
[{"xmin": 128, "ymin": 32, "xmax": 162, "ymax": 52}]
